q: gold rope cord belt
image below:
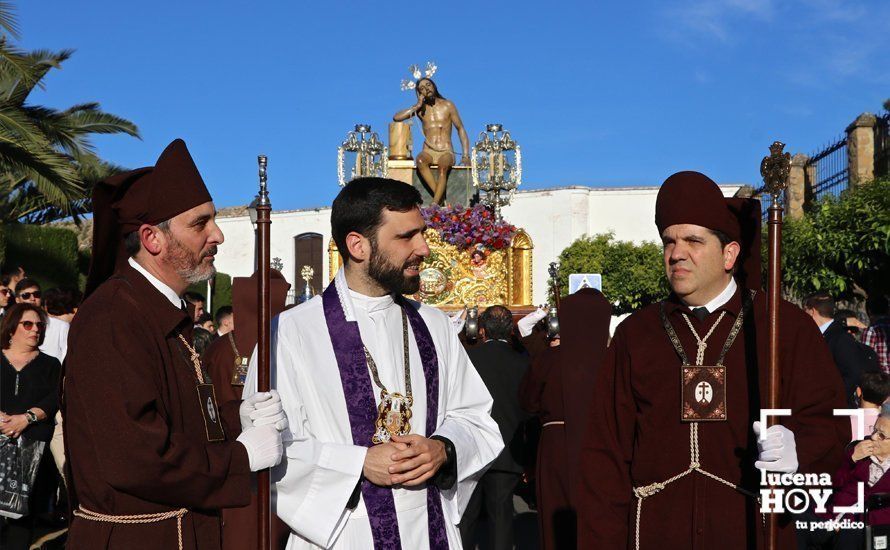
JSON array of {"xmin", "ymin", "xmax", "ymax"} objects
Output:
[
  {"xmin": 73, "ymin": 505, "xmax": 189, "ymax": 550},
  {"xmin": 631, "ymin": 292, "xmax": 762, "ymax": 550},
  {"xmin": 631, "ymin": 422, "xmax": 761, "ymax": 550}
]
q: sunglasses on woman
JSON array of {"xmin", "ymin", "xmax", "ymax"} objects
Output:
[
  {"xmin": 19, "ymin": 320, "xmax": 46, "ymax": 331},
  {"xmin": 18, "ymin": 291, "xmax": 41, "ymax": 300}
]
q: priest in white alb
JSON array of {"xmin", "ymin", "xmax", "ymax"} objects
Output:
[{"xmin": 245, "ymin": 177, "xmax": 503, "ymax": 549}]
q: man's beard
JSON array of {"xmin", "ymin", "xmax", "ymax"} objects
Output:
[
  {"xmin": 165, "ymin": 231, "xmax": 217, "ymax": 284},
  {"xmin": 368, "ymin": 242, "xmax": 421, "ymax": 295}
]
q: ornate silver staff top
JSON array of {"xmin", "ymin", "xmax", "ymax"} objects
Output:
[{"xmin": 258, "ymin": 154, "xmax": 269, "ymax": 206}]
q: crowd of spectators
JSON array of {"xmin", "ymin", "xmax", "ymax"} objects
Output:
[{"xmin": 0, "ymin": 262, "xmax": 223, "ymax": 549}]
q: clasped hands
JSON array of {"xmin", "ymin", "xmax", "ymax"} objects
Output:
[
  {"xmin": 363, "ymin": 434, "xmax": 446, "ymax": 488},
  {"xmin": 0, "ymin": 411, "xmax": 28, "ymax": 438}
]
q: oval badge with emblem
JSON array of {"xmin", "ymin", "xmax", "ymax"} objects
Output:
[{"xmin": 206, "ymin": 396, "xmax": 217, "ymax": 422}]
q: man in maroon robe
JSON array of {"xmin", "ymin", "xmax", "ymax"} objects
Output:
[
  {"xmin": 577, "ymin": 171, "xmax": 850, "ymax": 549},
  {"xmin": 520, "ymin": 289, "xmax": 611, "ymax": 549},
  {"xmin": 63, "ymin": 139, "xmax": 286, "ymax": 549}
]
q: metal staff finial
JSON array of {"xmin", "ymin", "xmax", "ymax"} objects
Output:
[
  {"xmin": 258, "ymin": 154, "xmax": 269, "ymax": 206},
  {"xmin": 760, "ymin": 141, "xmax": 791, "ymax": 202}
]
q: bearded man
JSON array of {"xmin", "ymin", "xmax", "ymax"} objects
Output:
[
  {"xmin": 63, "ymin": 139, "xmax": 286, "ymax": 549},
  {"xmin": 244, "ymin": 177, "xmax": 503, "ymax": 548}
]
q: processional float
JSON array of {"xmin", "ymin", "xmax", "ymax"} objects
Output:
[{"xmin": 332, "ymin": 62, "xmax": 535, "ymax": 313}]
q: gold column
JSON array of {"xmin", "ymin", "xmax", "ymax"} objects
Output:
[
  {"xmin": 507, "ymin": 229, "xmax": 533, "ymax": 306},
  {"xmin": 389, "ymin": 122, "xmax": 413, "ymax": 160},
  {"xmin": 328, "ymin": 239, "xmax": 342, "ymax": 282}
]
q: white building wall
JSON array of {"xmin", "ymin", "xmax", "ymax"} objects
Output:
[{"xmin": 213, "ymin": 184, "xmax": 742, "ymax": 305}]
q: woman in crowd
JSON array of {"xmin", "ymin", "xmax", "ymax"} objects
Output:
[
  {"xmin": 0, "ymin": 303, "xmax": 62, "ymax": 549},
  {"xmin": 826, "ymin": 402, "xmax": 890, "ymax": 549}
]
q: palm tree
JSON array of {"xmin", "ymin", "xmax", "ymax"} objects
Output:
[{"xmin": 0, "ymin": 3, "xmax": 139, "ymax": 224}]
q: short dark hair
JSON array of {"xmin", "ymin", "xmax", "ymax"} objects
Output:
[
  {"xmin": 214, "ymin": 305, "xmax": 233, "ymax": 327},
  {"xmin": 123, "ymin": 220, "xmax": 172, "ymax": 257},
  {"xmin": 43, "ymin": 288, "xmax": 81, "ymax": 316},
  {"xmin": 14, "ymin": 277, "xmax": 40, "ymax": 294},
  {"xmin": 480, "ymin": 305, "xmax": 514, "ymax": 341},
  {"xmin": 331, "ymin": 178, "xmax": 422, "ymax": 263},
  {"xmin": 0, "ymin": 303, "xmax": 47, "ymax": 349},
  {"xmin": 0, "ymin": 263, "xmax": 23, "ymax": 280},
  {"xmin": 183, "ymin": 291, "xmax": 205, "ymax": 305},
  {"xmin": 803, "ymin": 291, "xmax": 835, "ymax": 318},
  {"xmin": 191, "ymin": 327, "xmax": 215, "ymax": 355},
  {"xmin": 708, "ymin": 229, "xmax": 733, "ymax": 248},
  {"xmin": 0, "ymin": 264, "xmax": 22, "ymax": 287},
  {"xmin": 860, "ymin": 372, "xmax": 890, "ymax": 405},
  {"xmin": 196, "ymin": 312, "xmax": 213, "ymax": 325},
  {"xmin": 835, "ymin": 308, "xmax": 865, "ymax": 325},
  {"xmin": 867, "ymin": 295, "xmax": 889, "ymax": 317}
]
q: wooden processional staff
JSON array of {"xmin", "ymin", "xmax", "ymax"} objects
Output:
[
  {"xmin": 255, "ymin": 154, "xmax": 273, "ymax": 550},
  {"xmin": 760, "ymin": 141, "xmax": 791, "ymax": 550}
]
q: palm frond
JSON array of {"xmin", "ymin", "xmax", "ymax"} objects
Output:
[
  {"xmin": 0, "ymin": 48, "xmax": 72, "ymax": 104},
  {"xmin": 0, "ymin": 1, "xmax": 20, "ymax": 39}
]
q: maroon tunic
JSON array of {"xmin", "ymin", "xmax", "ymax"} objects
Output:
[
  {"xmin": 520, "ymin": 289, "xmax": 612, "ymax": 550},
  {"xmin": 520, "ymin": 346, "xmax": 573, "ymax": 549},
  {"xmin": 578, "ymin": 288, "xmax": 851, "ymax": 549},
  {"xmin": 63, "ymin": 265, "xmax": 251, "ymax": 549}
]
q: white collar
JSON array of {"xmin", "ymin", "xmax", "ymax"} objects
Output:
[
  {"xmin": 334, "ymin": 268, "xmax": 398, "ymax": 320},
  {"xmin": 348, "ymin": 288, "xmax": 395, "ymax": 314},
  {"xmin": 128, "ymin": 257, "xmax": 182, "ymax": 309},
  {"xmin": 819, "ymin": 320, "xmax": 834, "ymax": 334},
  {"xmin": 697, "ymin": 278, "xmax": 738, "ymax": 314}
]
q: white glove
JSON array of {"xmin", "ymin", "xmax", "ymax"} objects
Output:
[
  {"xmin": 517, "ymin": 307, "xmax": 548, "ymax": 338},
  {"xmin": 240, "ymin": 390, "xmax": 288, "ymax": 431},
  {"xmin": 236, "ymin": 424, "xmax": 283, "ymax": 471},
  {"xmin": 753, "ymin": 421, "xmax": 798, "ymax": 473},
  {"xmin": 449, "ymin": 310, "xmax": 466, "ymax": 335}
]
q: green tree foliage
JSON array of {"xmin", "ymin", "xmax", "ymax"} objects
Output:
[
  {"xmin": 781, "ymin": 178, "xmax": 890, "ymax": 301},
  {"xmin": 2, "ymin": 223, "xmax": 79, "ymax": 288},
  {"xmin": 0, "ymin": 3, "xmax": 139, "ymax": 224},
  {"xmin": 187, "ymin": 272, "xmax": 233, "ymax": 317},
  {"xmin": 555, "ymin": 232, "xmax": 669, "ymax": 314}
]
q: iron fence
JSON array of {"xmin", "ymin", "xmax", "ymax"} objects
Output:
[
  {"xmin": 806, "ymin": 134, "xmax": 848, "ymax": 200},
  {"xmin": 875, "ymin": 111, "xmax": 890, "ymax": 179}
]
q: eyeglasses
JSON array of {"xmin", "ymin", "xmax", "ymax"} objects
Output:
[
  {"xmin": 0, "ymin": 288, "xmax": 11, "ymax": 297},
  {"xmin": 19, "ymin": 320, "xmax": 46, "ymax": 331},
  {"xmin": 873, "ymin": 428, "xmax": 889, "ymax": 441},
  {"xmin": 18, "ymin": 291, "xmax": 41, "ymax": 300}
]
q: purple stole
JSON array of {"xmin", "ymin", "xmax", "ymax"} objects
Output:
[{"xmin": 322, "ymin": 281, "xmax": 449, "ymax": 549}]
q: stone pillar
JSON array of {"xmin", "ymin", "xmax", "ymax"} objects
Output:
[
  {"xmin": 846, "ymin": 113, "xmax": 877, "ymax": 186},
  {"xmin": 786, "ymin": 153, "xmax": 808, "ymax": 220}
]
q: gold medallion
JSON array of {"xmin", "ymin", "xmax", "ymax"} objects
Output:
[{"xmin": 372, "ymin": 391, "xmax": 413, "ymax": 444}]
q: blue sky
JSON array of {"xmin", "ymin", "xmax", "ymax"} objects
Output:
[{"xmin": 19, "ymin": 0, "xmax": 889, "ymax": 211}]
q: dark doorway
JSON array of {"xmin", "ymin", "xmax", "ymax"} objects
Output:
[{"xmin": 294, "ymin": 233, "xmax": 323, "ymax": 294}]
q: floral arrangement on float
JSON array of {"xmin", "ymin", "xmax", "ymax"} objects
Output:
[{"xmin": 420, "ymin": 204, "xmax": 517, "ymax": 251}]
